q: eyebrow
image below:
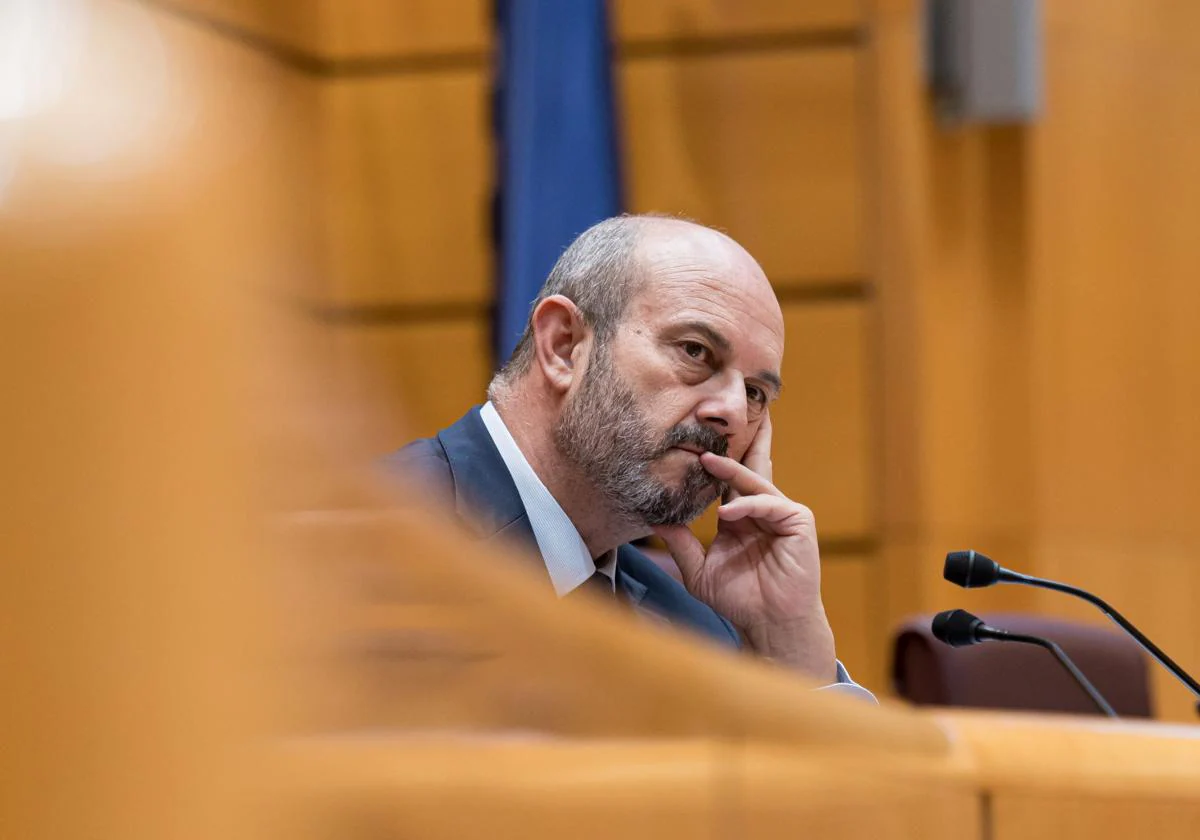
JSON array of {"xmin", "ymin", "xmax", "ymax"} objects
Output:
[
  {"xmin": 757, "ymin": 370, "xmax": 784, "ymax": 399},
  {"xmin": 677, "ymin": 321, "xmax": 784, "ymax": 398}
]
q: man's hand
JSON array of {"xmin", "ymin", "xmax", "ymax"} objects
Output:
[{"xmin": 653, "ymin": 412, "xmax": 837, "ymax": 682}]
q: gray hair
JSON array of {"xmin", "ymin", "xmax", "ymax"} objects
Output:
[{"xmin": 488, "ymin": 214, "xmax": 666, "ymax": 400}]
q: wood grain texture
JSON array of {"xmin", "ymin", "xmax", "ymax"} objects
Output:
[
  {"xmin": 937, "ymin": 711, "xmax": 1200, "ymax": 840},
  {"xmin": 151, "ymin": 0, "xmax": 489, "ymax": 62},
  {"xmin": 938, "ymin": 710, "xmax": 1200, "ymax": 796},
  {"xmin": 822, "ymin": 555, "xmax": 886, "ymax": 697},
  {"xmin": 868, "ymin": 0, "xmax": 1049, "ymax": 656},
  {"xmin": 277, "ymin": 738, "xmax": 975, "ymax": 840},
  {"xmin": 774, "ymin": 300, "xmax": 874, "ymax": 539},
  {"xmin": 331, "ymin": 317, "xmax": 492, "ymax": 446},
  {"xmin": 620, "ymin": 48, "xmax": 866, "ymax": 284},
  {"xmin": 993, "ymin": 794, "xmax": 1200, "ymax": 840},
  {"xmin": 1031, "ymin": 0, "xmax": 1200, "ymax": 564},
  {"xmin": 319, "ymin": 70, "xmax": 492, "ymax": 308},
  {"xmin": 737, "ymin": 742, "xmax": 980, "ymax": 840},
  {"xmin": 613, "ymin": 0, "xmax": 862, "ymax": 42},
  {"xmin": 1024, "ymin": 0, "xmax": 1200, "ymax": 722},
  {"xmin": 320, "ymin": 0, "xmax": 489, "ymax": 61},
  {"xmin": 144, "ymin": 0, "xmax": 322, "ymax": 56}
]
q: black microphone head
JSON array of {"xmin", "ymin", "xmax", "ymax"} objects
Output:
[
  {"xmin": 931, "ymin": 609, "xmax": 986, "ymax": 647},
  {"xmin": 944, "ymin": 550, "xmax": 1002, "ymax": 589}
]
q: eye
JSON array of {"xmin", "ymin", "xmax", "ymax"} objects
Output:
[
  {"xmin": 680, "ymin": 341, "xmax": 711, "ymax": 363},
  {"xmin": 746, "ymin": 384, "xmax": 768, "ymax": 405}
]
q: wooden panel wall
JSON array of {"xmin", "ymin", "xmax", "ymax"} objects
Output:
[
  {"xmin": 872, "ymin": 0, "xmax": 1200, "ymax": 719},
  {"xmin": 153, "ymin": 1, "xmax": 488, "ymax": 61},
  {"xmin": 621, "ymin": 49, "xmax": 865, "ymax": 283},
  {"xmin": 320, "ymin": 1, "xmax": 489, "ymax": 60},
  {"xmin": 145, "ymin": 0, "xmax": 491, "ymax": 445},
  {"xmin": 1026, "ymin": 0, "xmax": 1200, "ymax": 722},
  {"xmin": 614, "ymin": 0, "xmax": 862, "ymax": 39},
  {"xmin": 151, "ymin": 0, "xmax": 322, "ymax": 56},
  {"xmin": 872, "ymin": 0, "xmax": 1039, "ymax": 648},
  {"xmin": 315, "ymin": 101, "xmax": 491, "ymax": 443},
  {"xmin": 331, "ymin": 317, "xmax": 492, "ymax": 439},
  {"xmin": 160, "ymin": 0, "xmax": 495, "ymax": 445},
  {"xmin": 320, "ymin": 71, "xmax": 491, "ymax": 309}
]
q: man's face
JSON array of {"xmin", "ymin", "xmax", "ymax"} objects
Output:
[
  {"xmin": 553, "ymin": 225, "xmax": 785, "ymax": 527},
  {"xmin": 554, "ymin": 341, "xmax": 729, "ymax": 526}
]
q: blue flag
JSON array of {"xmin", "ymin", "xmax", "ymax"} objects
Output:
[{"xmin": 492, "ymin": 0, "xmax": 623, "ymax": 365}]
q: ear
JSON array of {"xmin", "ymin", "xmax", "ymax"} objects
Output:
[{"xmin": 530, "ymin": 295, "xmax": 588, "ymax": 395}]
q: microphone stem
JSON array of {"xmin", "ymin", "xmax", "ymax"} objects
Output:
[
  {"xmin": 1004, "ymin": 632, "xmax": 1118, "ymax": 718},
  {"xmin": 1004, "ymin": 572, "xmax": 1200, "ymax": 702}
]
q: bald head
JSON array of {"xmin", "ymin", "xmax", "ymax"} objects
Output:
[
  {"xmin": 490, "ymin": 214, "xmax": 780, "ymax": 398},
  {"xmin": 633, "ymin": 217, "xmax": 782, "ymax": 334}
]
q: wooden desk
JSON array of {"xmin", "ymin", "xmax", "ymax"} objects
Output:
[{"xmin": 935, "ymin": 710, "xmax": 1200, "ymax": 840}]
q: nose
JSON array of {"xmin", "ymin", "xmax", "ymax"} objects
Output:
[{"xmin": 695, "ymin": 372, "xmax": 750, "ymax": 440}]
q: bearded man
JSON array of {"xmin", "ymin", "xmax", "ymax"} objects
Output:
[{"xmin": 389, "ymin": 215, "xmax": 872, "ymax": 697}]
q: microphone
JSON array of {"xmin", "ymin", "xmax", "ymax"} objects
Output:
[
  {"xmin": 944, "ymin": 550, "xmax": 1200, "ymax": 706},
  {"xmin": 932, "ymin": 609, "xmax": 1117, "ymax": 717},
  {"xmin": 943, "ymin": 549, "xmax": 1019, "ymax": 588}
]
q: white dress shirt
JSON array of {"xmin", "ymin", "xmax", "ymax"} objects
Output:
[
  {"xmin": 480, "ymin": 401, "xmax": 614, "ymax": 596},
  {"xmin": 479, "ymin": 401, "xmax": 875, "ymax": 701}
]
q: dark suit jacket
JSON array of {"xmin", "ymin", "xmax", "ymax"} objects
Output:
[{"xmin": 386, "ymin": 406, "xmax": 740, "ymax": 648}]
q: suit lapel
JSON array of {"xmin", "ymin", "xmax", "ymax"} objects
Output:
[
  {"xmin": 615, "ymin": 545, "xmax": 658, "ymax": 608},
  {"xmin": 436, "ymin": 406, "xmax": 538, "ymax": 552},
  {"xmin": 615, "ymin": 555, "xmax": 649, "ymax": 606}
]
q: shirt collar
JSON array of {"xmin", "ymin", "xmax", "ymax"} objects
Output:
[{"xmin": 479, "ymin": 402, "xmax": 612, "ymax": 596}]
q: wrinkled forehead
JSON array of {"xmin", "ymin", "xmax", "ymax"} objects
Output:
[{"xmin": 627, "ymin": 223, "xmax": 785, "ymax": 357}]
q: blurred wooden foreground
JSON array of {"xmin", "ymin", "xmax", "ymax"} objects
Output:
[
  {"xmin": 3, "ymin": 213, "xmax": 1199, "ymax": 840},
  {"xmin": 3, "ymin": 211, "xmax": 1198, "ymax": 838},
  {"xmin": 2, "ymin": 2, "xmax": 1199, "ymax": 839}
]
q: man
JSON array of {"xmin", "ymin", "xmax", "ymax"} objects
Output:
[{"xmin": 390, "ymin": 215, "xmax": 872, "ymax": 698}]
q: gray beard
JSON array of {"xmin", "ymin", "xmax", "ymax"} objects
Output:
[{"xmin": 554, "ymin": 344, "xmax": 728, "ymax": 527}]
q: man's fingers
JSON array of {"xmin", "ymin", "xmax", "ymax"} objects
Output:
[
  {"xmin": 701, "ymin": 451, "xmax": 781, "ymax": 498},
  {"xmin": 725, "ymin": 411, "xmax": 774, "ymax": 504},
  {"xmin": 717, "ymin": 495, "xmax": 812, "ymax": 532},
  {"xmin": 652, "ymin": 524, "xmax": 706, "ymax": 585},
  {"xmin": 742, "ymin": 409, "xmax": 773, "ymax": 482}
]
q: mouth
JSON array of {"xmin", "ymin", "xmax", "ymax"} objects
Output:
[{"xmin": 671, "ymin": 444, "xmax": 707, "ymax": 456}]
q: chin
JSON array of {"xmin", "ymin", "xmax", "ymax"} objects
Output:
[
  {"xmin": 694, "ymin": 493, "xmax": 722, "ymax": 519},
  {"xmin": 632, "ymin": 458, "xmax": 725, "ymax": 526},
  {"xmin": 664, "ymin": 486, "xmax": 724, "ymax": 526}
]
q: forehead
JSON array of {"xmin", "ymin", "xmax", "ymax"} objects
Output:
[{"xmin": 625, "ymin": 225, "xmax": 785, "ymax": 364}]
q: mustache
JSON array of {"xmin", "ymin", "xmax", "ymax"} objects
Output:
[{"xmin": 658, "ymin": 424, "xmax": 729, "ymax": 458}]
